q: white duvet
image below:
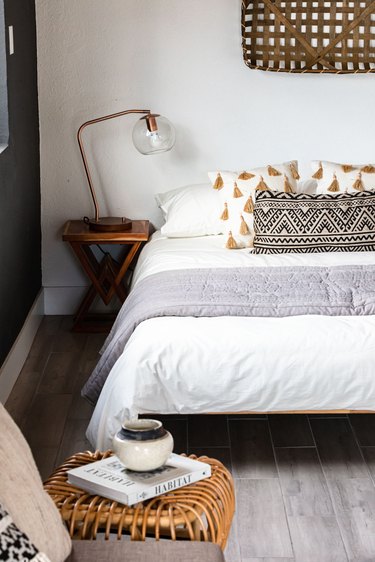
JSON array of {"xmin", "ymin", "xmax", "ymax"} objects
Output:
[{"xmin": 87, "ymin": 232, "xmax": 375, "ymax": 449}]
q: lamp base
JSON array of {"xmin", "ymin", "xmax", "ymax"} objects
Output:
[{"xmin": 84, "ymin": 216, "xmax": 133, "ymax": 232}]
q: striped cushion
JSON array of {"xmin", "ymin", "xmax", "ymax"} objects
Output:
[{"xmin": 253, "ymin": 190, "xmax": 375, "ymax": 254}]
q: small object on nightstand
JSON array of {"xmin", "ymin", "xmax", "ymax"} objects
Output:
[
  {"xmin": 66, "ymin": 452, "xmax": 210, "ymax": 506},
  {"xmin": 113, "ymin": 419, "xmax": 174, "ymax": 472},
  {"xmin": 62, "ymin": 219, "xmax": 150, "ymax": 332}
]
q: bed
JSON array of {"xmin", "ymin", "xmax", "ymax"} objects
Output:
[{"xmin": 86, "ymin": 231, "xmax": 375, "ymax": 450}]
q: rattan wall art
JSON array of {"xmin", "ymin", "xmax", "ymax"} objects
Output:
[{"xmin": 242, "ymin": 0, "xmax": 375, "ymax": 73}]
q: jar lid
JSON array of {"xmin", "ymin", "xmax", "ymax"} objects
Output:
[{"xmin": 118, "ymin": 419, "xmax": 167, "ymax": 441}]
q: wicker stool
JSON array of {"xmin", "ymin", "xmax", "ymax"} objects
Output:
[{"xmin": 44, "ymin": 451, "xmax": 235, "ymax": 550}]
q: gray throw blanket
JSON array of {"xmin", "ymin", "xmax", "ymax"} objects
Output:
[{"xmin": 82, "ymin": 265, "xmax": 375, "ymax": 404}]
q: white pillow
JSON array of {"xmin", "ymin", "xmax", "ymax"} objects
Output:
[
  {"xmin": 155, "ymin": 183, "xmax": 223, "ymax": 238},
  {"xmin": 208, "ymin": 161, "xmax": 299, "ymax": 249},
  {"xmin": 312, "ymin": 160, "xmax": 375, "ymax": 194}
]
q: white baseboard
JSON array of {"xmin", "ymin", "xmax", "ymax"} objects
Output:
[
  {"xmin": 0, "ymin": 290, "xmax": 45, "ymax": 404},
  {"xmin": 43, "ymin": 286, "xmax": 121, "ymax": 315}
]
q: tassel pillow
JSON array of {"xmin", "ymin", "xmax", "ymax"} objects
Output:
[
  {"xmin": 312, "ymin": 160, "xmax": 375, "ymax": 194},
  {"xmin": 208, "ymin": 161, "xmax": 299, "ymax": 249}
]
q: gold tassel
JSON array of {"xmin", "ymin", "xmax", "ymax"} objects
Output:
[
  {"xmin": 233, "ymin": 182, "xmax": 243, "ymax": 198},
  {"xmin": 256, "ymin": 176, "xmax": 269, "ymax": 191},
  {"xmin": 327, "ymin": 173, "xmax": 340, "ymax": 192},
  {"xmin": 220, "ymin": 202, "xmax": 229, "ymax": 220},
  {"xmin": 361, "ymin": 165, "xmax": 375, "ymax": 173},
  {"xmin": 268, "ymin": 165, "xmax": 281, "ymax": 176},
  {"xmin": 226, "ymin": 231, "xmax": 238, "ymax": 249},
  {"xmin": 284, "ymin": 174, "xmax": 294, "ymax": 193},
  {"xmin": 353, "ymin": 172, "xmax": 364, "ymax": 191},
  {"xmin": 312, "ymin": 162, "xmax": 323, "ymax": 180},
  {"xmin": 290, "ymin": 162, "xmax": 300, "ymax": 180},
  {"xmin": 238, "ymin": 171, "xmax": 255, "ymax": 180},
  {"xmin": 213, "ymin": 173, "xmax": 224, "ymax": 190},
  {"xmin": 342, "ymin": 164, "xmax": 354, "ymax": 173},
  {"xmin": 243, "ymin": 196, "xmax": 254, "ymax": 214},
  {"xmin": 239, "ymin": 215, "xmax": 250, "ymax": 235}
]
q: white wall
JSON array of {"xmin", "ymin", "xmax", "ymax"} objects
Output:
[{"xmin": 36, "ymin": 0, "xmax": 375, "ymax": 313}]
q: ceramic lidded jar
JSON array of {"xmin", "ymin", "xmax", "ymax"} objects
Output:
[{"xmin": 113, "ymin": 419, "xmax": 174, "ymax": 472}]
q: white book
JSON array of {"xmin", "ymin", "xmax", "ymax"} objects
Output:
[{"xmin": 67, "ymin": 453, "xmax": 211, "ymax": 506}]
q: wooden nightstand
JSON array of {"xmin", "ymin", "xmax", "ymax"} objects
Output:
[{"xmin": 62, "ymin": 220, "xmax": 150, "ymax": 332}]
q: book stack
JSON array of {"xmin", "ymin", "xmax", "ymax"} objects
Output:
[{"xmin": 67, "ymin": 453, "xmax": 211, "ymax": 506}]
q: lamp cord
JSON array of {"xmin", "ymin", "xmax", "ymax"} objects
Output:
[{"xmin": 96, "ymin": 244, "xmax": 121, "ymax": 266}]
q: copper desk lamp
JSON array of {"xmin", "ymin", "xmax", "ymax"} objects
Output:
[{"xmin": 77, "ymin": 109, "xmax": 175, "ymax": 232}]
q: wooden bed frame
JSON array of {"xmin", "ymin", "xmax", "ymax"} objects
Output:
[{"xmin": 208, "ymin": 410, "xmax": 375, "ymax": 414}]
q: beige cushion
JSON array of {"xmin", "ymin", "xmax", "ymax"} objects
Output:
[
  {"xmin": 0, "ymin": 403, "xmax": 71, "ymax": 562},
  {"xmin": 68, "ymin": 540, "xmax": 225, "ymax": 562}
]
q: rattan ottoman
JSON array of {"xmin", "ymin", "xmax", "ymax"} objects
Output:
[{"xmin": 44, "ymin": 451, "xmax": 235, "ymax": 550}]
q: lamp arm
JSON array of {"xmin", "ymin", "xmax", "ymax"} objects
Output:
[{"xmin": 77, "ymin": 109, "xmax": 151, "ymax": 222}]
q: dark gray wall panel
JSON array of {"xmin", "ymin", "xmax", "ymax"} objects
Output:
[{"xmin": 0, "ymin": 0, "xmax": 41, "ymax": 365}]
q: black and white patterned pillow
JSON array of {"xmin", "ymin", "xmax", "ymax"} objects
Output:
[
  {"xmin": 253, "ymin": 190, "xmax": 375, "ymax": 254},
  {"xmin": 0, "ymin": 504, "xmax": 51, "ymax": 562}
]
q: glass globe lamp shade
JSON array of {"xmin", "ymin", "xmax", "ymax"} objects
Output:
[{"xmin": 132, "ymin": 114, "xmax": 175, "ymax": 155}]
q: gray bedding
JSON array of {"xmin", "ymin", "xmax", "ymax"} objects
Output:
[{"xmin": 82, "ymin": 265, "xmax": 375, "ymax": 404}]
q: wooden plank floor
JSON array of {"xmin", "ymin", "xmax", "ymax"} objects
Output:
[{"xmin": 6, "ymin": 316, "xmax": 375, "ymax": 561}]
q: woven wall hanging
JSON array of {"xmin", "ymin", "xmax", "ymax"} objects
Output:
[{"xmin": 242, "ymin": 0, "xmax": 375, "ymax": 73}]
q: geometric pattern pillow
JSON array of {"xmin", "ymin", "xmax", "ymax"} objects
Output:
[
  {"xmin": 0, "ymin": 504, "xmax": 51, "ymax": 562},
  {"xmin": 312, "ymin": 160, "xmax": 375, "ymax": 194},
  {"xmin": 208, "ymin": 160, "xmax": 299, "ymax": 249},
  {"xmin": 252, "ymin": 190, "xmax": 375, "ymax": 254}
]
